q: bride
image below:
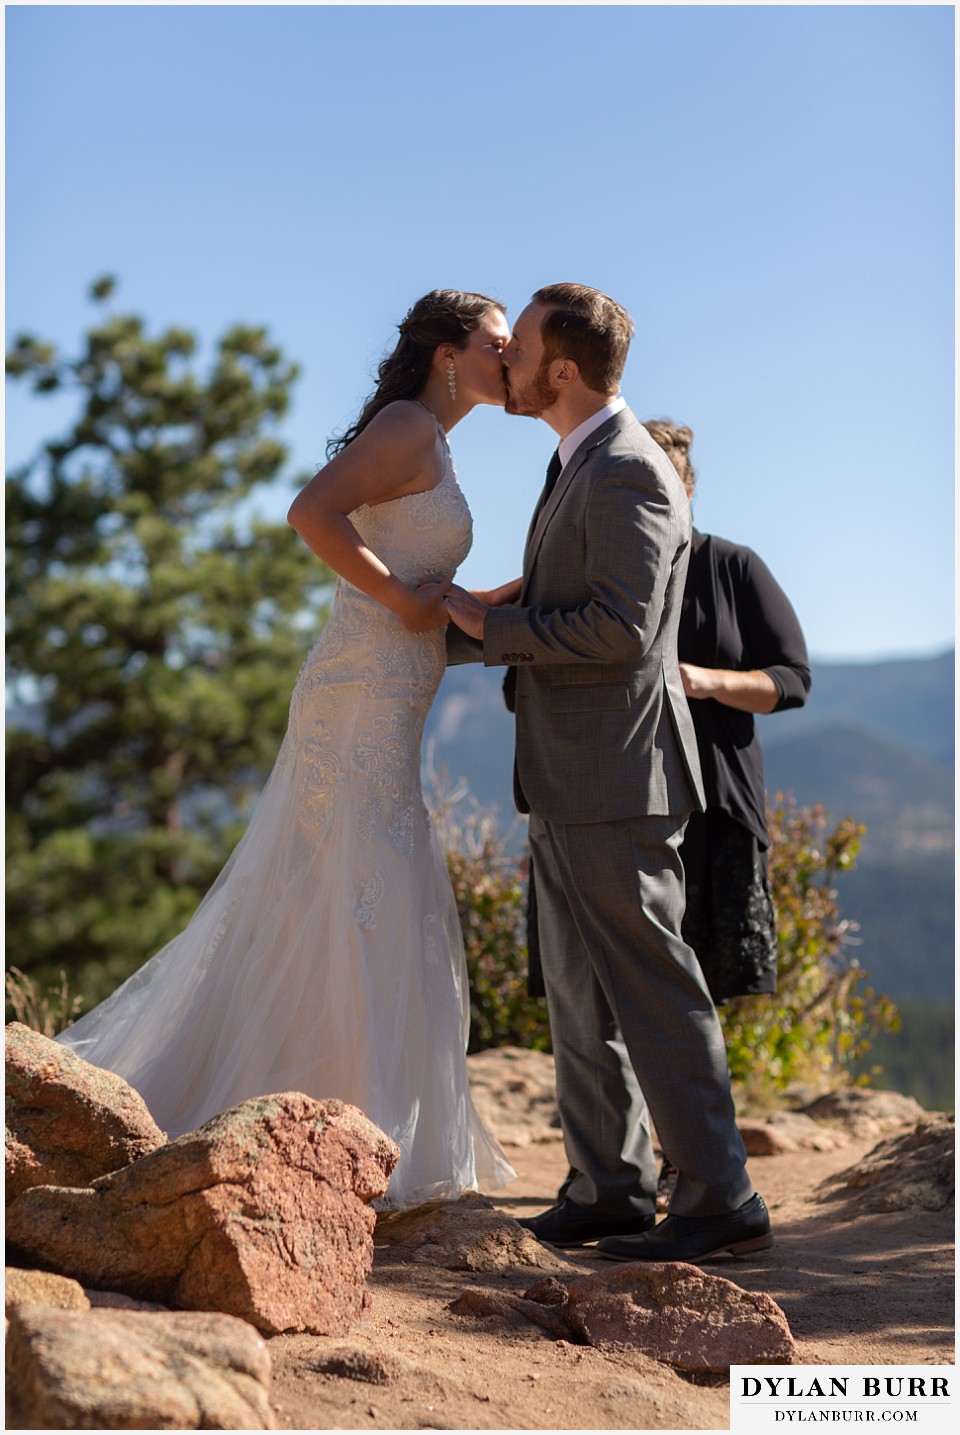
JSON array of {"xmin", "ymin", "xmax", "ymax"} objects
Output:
[{"xmin": 58, "ymin": 290, "xmax": 516, "ymax": 1208}]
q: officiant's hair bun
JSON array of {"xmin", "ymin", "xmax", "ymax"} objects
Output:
[
  {"xmin": 642, "ymin": 419, "xmax": 697, "ymax": 495},
  {"xmin": 328, "ymin": 290, "xmax": 505, "ymax": 457}
]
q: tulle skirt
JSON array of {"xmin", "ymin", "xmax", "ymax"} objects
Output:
[{"xmin": 58, "ymin": 719, "xmax": 515, "ymax": 1209}]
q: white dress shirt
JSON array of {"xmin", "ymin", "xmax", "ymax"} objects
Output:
[{"xmin": 557, "ymin": 395, "xmax": 627, "ymax": 470}]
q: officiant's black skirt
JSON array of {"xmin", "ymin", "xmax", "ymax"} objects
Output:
[{"xmin": 679, "ymin": 808, "xmax": 779, "ymax": 1004}]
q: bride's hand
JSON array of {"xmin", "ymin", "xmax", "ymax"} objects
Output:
[
  {"xmin": 469, "ymin": 578, "xmax": 522, "ymax": 607},
  {"xmin": 401, "ymin": 579, "xmax": 451, "ymax": 632},
  {"xmin": 443, "ymin": 583, "xmax": 489, "ymax": 639}
]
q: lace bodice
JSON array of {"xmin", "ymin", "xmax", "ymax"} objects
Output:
[
  {"xmin": 349, "ymin": 445, "xmax": 472, "ymax": 587},
  {"xmin": 285, "ymin": 447, "xmax": 471, "ymax": 852}
]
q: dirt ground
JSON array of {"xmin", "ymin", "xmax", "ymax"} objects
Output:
[{"xmin": 266, "ymin": 1127, "xmax": 955, "ymax": 1432}]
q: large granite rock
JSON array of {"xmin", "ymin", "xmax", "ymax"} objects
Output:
[
  {"xmin": 565, "ymin": 1262, "xmax": 796, "ymax": 1373},
  {"xmin": 377, "ymin": 1193, "xmax": 570, "ymax": 1272},
  {"xmin": 6, "ymin": 1306, "xmax": 274, "ymax": 1429},
  {"xmin": 6, "ymin": 1092, "xmax": 400, "ymax": 1335},
  {"xmin": 820, "ymin": 1114, "xmax": 954, "ymax": 1213},
  {"xmin": 5, "ymin": 1021, "xmax": 165, "ymax": 1201}
]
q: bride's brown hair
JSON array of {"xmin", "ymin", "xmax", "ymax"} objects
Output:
[{"xmin": 327, "ymin": 289, "xmax": 505, "ymax": 457}]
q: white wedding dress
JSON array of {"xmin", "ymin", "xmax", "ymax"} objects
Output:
[{"xmin": 58, "ymin": 425, "xmax": 515, "ymax": 1208}]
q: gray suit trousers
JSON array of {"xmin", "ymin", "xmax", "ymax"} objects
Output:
[{"xmin": 529, "ymin": 811, "xmax": 752, "ymax": 1219}]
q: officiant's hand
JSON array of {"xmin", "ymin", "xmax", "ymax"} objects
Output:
[
  {"xmin": 680, "ymin": 661, "xmax": 780, "ymax": 713},
  {"xmin": 401, "ymin": 579, "xmax": 451, "ymax": 632},
  {"xmin": 444, "ymin": 583, "xmax": 489, "ymax": 640}
]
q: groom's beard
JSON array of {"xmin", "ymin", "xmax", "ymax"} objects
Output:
[{"xmin": 505, "ymin": 361, "xmax": 559, "ymax": 417}]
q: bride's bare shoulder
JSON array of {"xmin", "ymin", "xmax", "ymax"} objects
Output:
[{"xmin": 362, "ymin": 400, "xmax": 438, "ymax": 446}]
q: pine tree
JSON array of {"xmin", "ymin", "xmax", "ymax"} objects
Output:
[{"xmin": 6, "ymin": 277, "xmax": 331, "ymax": 1008}]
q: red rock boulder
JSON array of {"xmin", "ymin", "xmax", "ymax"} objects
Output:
[
  {"xmin": 5, "ymin": 1021, "xmax": 165, "ymax": 1201},
  {"xmin": 6, "ymin": 1306, "xmax": 274, "ymax": 1429},
  {"xmin": 6, "ymin": 1092, "xmax": 400, "ymax": 1335},
  {"xmin": 565, "ymin": 1261, "xmax": 796, "ymax": 1373}
]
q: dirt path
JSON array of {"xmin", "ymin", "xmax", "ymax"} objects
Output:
[{"xmin": 267, "ymin": 1130, "xmax": 954, "ymax": 1431}]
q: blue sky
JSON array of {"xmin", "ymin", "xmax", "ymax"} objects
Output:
[{"xmin": 5, "ymin": 2, "xmax": 955, "ymax": 662}]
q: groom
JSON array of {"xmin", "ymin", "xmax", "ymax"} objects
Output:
[{"xmin": 444, "ymin": 283, "xmax": 771, "ymax": 1262}]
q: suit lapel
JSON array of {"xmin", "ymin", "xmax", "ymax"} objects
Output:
[{"xmin": 522, "ymin": 409, "xmax": 634, "ymax": 587}]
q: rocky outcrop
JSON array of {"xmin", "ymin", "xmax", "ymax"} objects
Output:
[
  {"xmin": 6, "ymin": 1092, "xmax": 400, "ymax": 1335},
  {"xmin": 801, "ymin": 1088, "xmax": 926, "ymax": 1140},
  {"xmin": 6, "ymin": 1306, "xmax": 274, "ymax": 1430},
  {"xmin": 819, "ymin": 1114, "xmax": 954, "ymax": 1213},
  {"xmin": 736, "ymin": 1089, "xmax": 934, "ymax": 1159},
  {"xmin": 451, "ymin": 1262, "xmax": 795, "ymax": 1373},
  {"xmin": 4, "ymin": 1021, "xmax": 165, "ymax": 1201},
  {"xmin": 739, "ymin": 1111, "xmax": 851, "ymax": 1155},
  {"xmin": 376, "ymin": 1193, "xmax": 570, "ymax": 1272},
  {"xmin": 564, "ymin": 1263, "xmax": 796, "ymax": 1372}
]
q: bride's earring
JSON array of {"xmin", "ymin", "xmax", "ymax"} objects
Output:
[{"xmin": 447, "ymin": 362, "xmax": 457, "ymax": 401}]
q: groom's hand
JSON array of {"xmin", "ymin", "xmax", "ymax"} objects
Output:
[
  {"xmin": 444, "ymin": 583, "xmax": 489, "ymax": 640},
  {"xmin": 469, "ymin": 577, "xmax": 523, "ymax": 608}
]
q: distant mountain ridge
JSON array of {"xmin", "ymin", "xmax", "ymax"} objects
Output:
[
  {"xmin": 761, "ymin": 648, "xmax": 954, "ymax": 766},
  {"xmin": 761, "ymin": 720, "xmax": 953, "ymax": 861}
]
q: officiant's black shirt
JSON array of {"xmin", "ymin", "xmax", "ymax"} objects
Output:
[{"xmin": 679, "ymin": 529, "xmax": 811, "ymax": 847}]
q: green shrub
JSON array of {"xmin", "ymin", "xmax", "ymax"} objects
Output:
[
  {"xmin": 432, "ymin": 787, "xmax": 550, "ymax": 1053},
  {"xmin": 719, "ymin": 795, "xmax": 898, "ymax": 1100}
]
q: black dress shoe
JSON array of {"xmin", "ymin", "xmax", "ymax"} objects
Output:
[
  {"xmin": 518, "ymin": 1198, "xmax": 656, "ymax": 1248},
  {"xmin": 558, "ymin": 1164, "xmax": 676, "ymax": 1210},
  {"xmin": 595, "ymin": 1193, "xmax": 772, "ymax": 1263}
]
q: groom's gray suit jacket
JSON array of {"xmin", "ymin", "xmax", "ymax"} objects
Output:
[
  {"xmin": 482, "ymin": 406, "xmax": 705, "ymax": 826},
  {"xmin": 450, "ymin": 405, "xmax": 750, "ymax": 1216}
]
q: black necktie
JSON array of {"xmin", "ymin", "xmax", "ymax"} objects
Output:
[
  {"xmin": 503, "ymin": 452, "xmax": 563, "ymax": 713},
  {"xmin": 543, "ymin": 450, "xmax": 563, "ymax": 501}
]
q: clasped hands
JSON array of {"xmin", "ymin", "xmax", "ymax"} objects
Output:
[
  {"xmin": 443, "ymin": 576, "xmax": 522, "ymax": 639},
  {"xmin": 404, "ymin": 576, "xmax": 522, "ymax": 637}
]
